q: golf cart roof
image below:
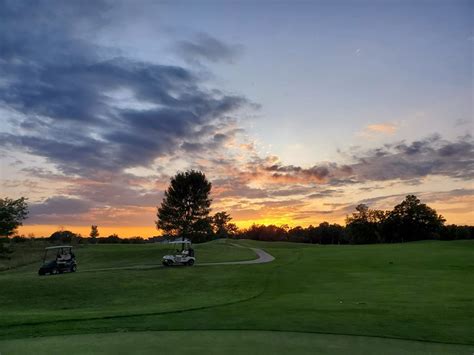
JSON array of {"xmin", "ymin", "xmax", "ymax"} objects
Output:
[
  {"xmin": 45, "ymin": 245, "xmax": 73, "ymax": 250},
  {"xmin": 168, "ymin": 240, "xmax": 191, "ymax": 244}
]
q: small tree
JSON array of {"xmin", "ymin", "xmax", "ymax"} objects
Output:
[
  {"xmin": 90, "ymin": 225, "xmax": 99, "ymax": 243},
  {"xmin": 156, "ymin": 170, "xmax": 212, "ymax": 242},
  {"xmin": 213, "ymin": 211, "xmax": 233, "ymax": 238},
  {"xmin": 0, "ymin": 197, "xmax": 28, "ymax": 237}
]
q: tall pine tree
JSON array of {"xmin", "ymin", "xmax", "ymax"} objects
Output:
[{"xmin": 156, "ymin": 170, "xmax": 212, "ymax": 242}]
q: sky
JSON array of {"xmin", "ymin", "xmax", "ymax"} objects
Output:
[{"xmin": 0, "ymin": 0, "xmax": 472, "ymax": 237}]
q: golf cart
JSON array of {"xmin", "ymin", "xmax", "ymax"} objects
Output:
[
  {"xmin": 38, "ymin": 246, "xmax": 77, "ymax": 275},
  {"xmin": 162, "ymin": 240, "xmax": 195, "ymax": 266}
]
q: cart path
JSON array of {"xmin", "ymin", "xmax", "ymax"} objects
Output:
[
  {"xmin": 80, "ymin": 244, "xmax": 274, "ymax": 273},
  {"xmin": 198, "ymin": 246, "xmax": 274, "ymax": 266}
]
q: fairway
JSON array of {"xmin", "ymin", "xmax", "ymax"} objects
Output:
[{"xmin": 0, "ymin": 240, "xmax": 473, "ymax": 354}]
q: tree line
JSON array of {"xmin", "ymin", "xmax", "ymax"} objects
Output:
[
  {"xmin": 231, "ymin": 195, "xmax": 472, "ymax": 244},
  {"xmin": 1, "ymin": 171, "xmax": 472, "ymax": 249},
  {"xmin": 155, "ymin": 171, "xmax": 473, "ymax": 244}
]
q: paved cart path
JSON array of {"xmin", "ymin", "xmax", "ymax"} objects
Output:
[
  {"xmin": 198, "ymin": 246, "xmax": 274, "ymax": 266},
  {"xmin": 81, "ymin": 244, "xmax": 274, "ymax": 273}
]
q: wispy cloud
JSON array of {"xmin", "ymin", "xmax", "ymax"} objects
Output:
[
  {"xmin": 358, "ymin": 122, "xmax": 399, "ymax": 137},
  {"xmin": 173, "ymin": 33, "xmax": 243, "ymax": 65}
]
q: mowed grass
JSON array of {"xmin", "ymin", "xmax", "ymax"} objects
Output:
[
  {"xmin": 1, "ymin": 330, "xmax": 472, "ymax": 355},
  {"xmin": 2, "ymin": 239, "xmax": 256, "ymax": 273},
  {"xmin": 0, "ymin": 240, "xmax": 259, "ymax": 326},
  {"xmin": 0, "ymin": 240, "xmax": 473, "ymax": 354},
  {"xmin": 0, "ymin": 240, "xmax": 50, "ymax": 271},
  {"xmin": 76, "ymin": 240, "xmax": 257, "ymax": 269}
]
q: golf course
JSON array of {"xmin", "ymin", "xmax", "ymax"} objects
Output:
[{"xmin": 0, "ymin": 239, "xmax": 473, "ymax": 354}]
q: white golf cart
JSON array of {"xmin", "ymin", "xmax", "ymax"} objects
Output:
[{"xmin": 162, "ymin": 240, "xmax": 195, "ymax": 266}]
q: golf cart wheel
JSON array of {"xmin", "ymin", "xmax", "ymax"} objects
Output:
[
  {"xmin": 51, "ymin": 268, "xmax": 59, "ymax": 275},
  {"xmin": 187, "ymin": 259, "xmax": 195, "ymax": 266},
  {"xmin": 163, "ymin": 260, "xmax": 172, "ymax": 267},
  {"xmin": 71, "ymin": 265, "xmax": 77, "ymax": 272}
]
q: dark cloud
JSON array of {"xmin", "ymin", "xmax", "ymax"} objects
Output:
[
  {"xmin": 391, "ymin": 134, "xmax": 440, "ymax": 156},
  {"xmin": 0, "ymin": 1, "xmax": 250, "ymax": 178},
  {"xmin": 257, "ymin": 135, "xmax": 473, "ymax": 187},
  {"xmin": 265, "ymin": 163, "xmax": 350, "ymax": 182},
  {"xmin": 0, "ymin": 1, "xmax": 254, "ymax": 223},
  {"xmin": 260, "ymin": 161, "xmax": 354, "ymax": 185},
  {"xmin": 180, "ymin": 130, "xmax": 235, "ymax": 154},
  {"xmin": 29, "ymin": 196, "xmax": 93, "ymax": 217},
  {"xmin": 64, "ymin": 179, "xmax": 164, "ymax": 207},
  {"xmin": 352, "ymin": 135, "xmax": 474, "ymax": 181},
  {"xmin": 174, "ymin": 33, "xmax": 243, "ymax": 64}
]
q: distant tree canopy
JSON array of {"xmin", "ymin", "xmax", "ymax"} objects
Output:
[
  {"xmin": 49, "ymin": 230, "xmax": 79, "ymax": 243},
  {"xmin": 346, "ymin": 204, "xmax": 386, "ymax": 244},
  {"xmin": 233, "ymin": 195, "xmax": 463, "ymax": 244},
  {"xmin": 384, "ymin": 195, "xmax": 445, "ymax": 242},
  {"xmin": 156, "ymin": 170, "xmax": 213, "ymax": 242},
  {"xmin": 213, "ymin": 211, "xmax": 238, "ymax": 238},
  {"xmin": 90, "ymin": 225, "xmax": 99, "ymax": 241},
  {"xmin": 343, "ymin": 195, "xmax": 446, "ymax": 243},
  {"xmin": 0, "ymin": 197, "xmax": 28, "ymax": 237},
  {"xmin": 4, "ymin": 192, "xmax": 467, "ymax": 246}
]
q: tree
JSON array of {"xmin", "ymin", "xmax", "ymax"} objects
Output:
[
  {"xmin": 49, "ymin": 230, "xmax": 78, "ymax": 243},
  {"xmin": 90, "ymin": 225, "xmax": 99, "ymax": 243},
  {"xmin": 314, "ymin": 222, "xmax": 346, "ymax": 244},
  {"xmin": 384, "ymin": 195, "xmax": 445, "ymax": 242},
  {"xmin": 346, "ymin": 204, "xmax": 386, "ymax": 244},
  {"xmin": 213, "ymin": 211, "xmax": 235, "ymax": 238},
  {"xmin": 0, "ymin": 197, "xmax": 28, "ymax": 237},
  {"xmin": 156, "ymin": 170, "xmax": 212, "ymax": 242},
  {"xmin": 242, "ymin": 224, "xmax": 288, "ymax": 242}
]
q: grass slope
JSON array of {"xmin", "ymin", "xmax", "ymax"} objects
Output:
[
  {"xmin": 0, "ymin": 240, "xmax": 473, "ymax": 354},
  {"xmin": 2, "ymin": 240, "xmax": 257, "ymax": 273},
  {"xmin": 0, "ymin": 240, "xmax": 49, "ymax": 271}
]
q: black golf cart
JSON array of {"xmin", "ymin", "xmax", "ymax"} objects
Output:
[{"xmin": 38, "ymin": 246, "xmax": 77, "ymax": 276}]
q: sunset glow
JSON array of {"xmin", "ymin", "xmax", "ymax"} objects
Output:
[{"xmin": 2, "ymin": 1, "xmax": 472, "ymax": 238}]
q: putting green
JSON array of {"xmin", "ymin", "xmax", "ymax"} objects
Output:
[{"xmin": 0, "ymin": 330, "xmax": 472, "ymax": 355}]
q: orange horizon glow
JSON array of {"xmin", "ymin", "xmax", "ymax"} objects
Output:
[
  {"xmin": 18, "ymin": 218, "xmax": 315, "ymax": 238},
  {"xmin": 17, "ymin": 207, "xmax": 473, "ymax": 238}
]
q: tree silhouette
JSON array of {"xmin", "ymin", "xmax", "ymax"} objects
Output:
[
  {"xmin": 50, "ymin": 230, "xmax": 78, "ymax": 243},
  {"xmin": 213, "ymin": 211, "xmax": 236, "ymax": 238},
  {"xmin": 346, "ymin": 204, "xmax": 386, "ymax": 244},
  {"xmin": 156, "ymin": 170, "xmax": 212, "ymax": 242},
  {"xmin": 90, "ymin": 225, "xmax": 99, "ymax": 243},
  {"xmin": 384, "ymin": 195, "xmax": 445, "ymax": 242},
  {"xmin": 0, "ymin": 197, "xmax": 28, "ymax": 237}
]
